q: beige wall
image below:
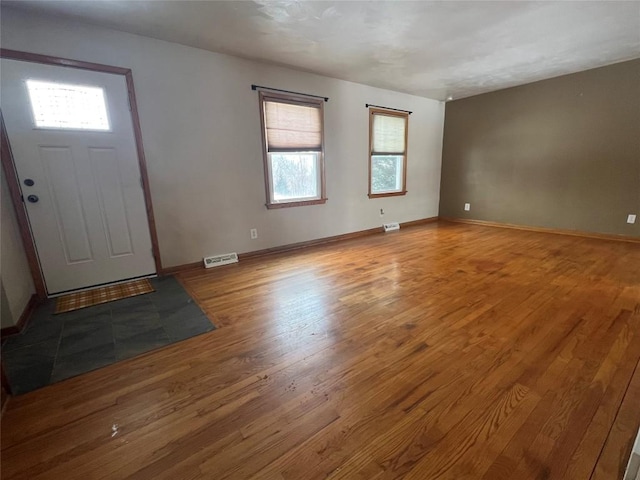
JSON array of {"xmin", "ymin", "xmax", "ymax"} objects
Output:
[
  {"xmin": 0, "ymin": 9, "xmax": 445, "ymax": 270},
  {"xmin": 1, "ymin": 167, "xmax": 35, "ymax": 328},
  {"xmin": 440, "ymin": 59, "xmax": 640, "ymax": 237}
]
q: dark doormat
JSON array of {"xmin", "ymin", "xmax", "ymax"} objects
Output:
[{"xmin": 2, "ymin": 276, "xmax": 215, "ymax": 395}]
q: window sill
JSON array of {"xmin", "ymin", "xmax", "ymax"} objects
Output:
[
  {"xmin": 368, "ymin": 191, "xmax": 407, "ymax": 199},
  {"xmin": 266, "ymin": 198, "xmax": 328, "ymax": 209}
]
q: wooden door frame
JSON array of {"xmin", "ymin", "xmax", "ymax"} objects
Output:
[{"xmin": 0, "ymin": 48, "xmax": 162, "ymax": 299}]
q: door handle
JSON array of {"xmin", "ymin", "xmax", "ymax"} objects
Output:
[
  {"xmin": 27, "ymin": 194, "xmax": 39, "ymax": 203},
  {"xmin": 24, "ymin": 178, "xmax": 35, "ymax": 187}
]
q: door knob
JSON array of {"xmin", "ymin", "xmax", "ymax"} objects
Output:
[
  {"xmin": 24, "ymin": 178, "xmax": 35, "ymax": 187},
  {"xmin": 27, "ymin": 194, "xmax": 39, "ymax": 203}
]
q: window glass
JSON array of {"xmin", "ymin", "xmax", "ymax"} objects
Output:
[
  {"xmin": 270, "ymin": 153, "xmax": 320, "ymax": 201},
  {"xmin": 26, "ymin": 80, "xmax": 110, "ymax": 131},
  {"xmin": 371, "ymin": 155, "xmax": 403, "ymax": 194}
]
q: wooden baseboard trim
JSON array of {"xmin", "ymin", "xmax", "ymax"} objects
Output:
[
  {"xmin": 238, "ymin": 226, "xmax": 384, "ymax": 261},
  {"xmin": 160, "ymin": 261, "xmax": 202, "ymax": 276},
  {"xmin": 399, "ymin": 217, "xmax": 440, "ymax": 229},
  {"xmin": 1, "ymin": 386, "xmax": 8, "ymax": 414},
  {"xmin": 1, "ymin": 362, "xmax": 11, "ymax": 405},
  {"xmin": 0, "ymin": 294, "xmax": 39, "ymax": 340},
  {"xmin": 161, "ymin": 216, "xmax": 439, "ymax": 274},
  {"xmin": 238, "ymin": 216, "xmax": 440, "ymax": 261},
  {"xmin": 440, "ymin": 217, "xmax": 640, "ymax": 244}
]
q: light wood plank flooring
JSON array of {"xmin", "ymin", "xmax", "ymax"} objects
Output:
[{"xmin": 1, "ymin": 222, "xmax": 639, "ymax": 479}]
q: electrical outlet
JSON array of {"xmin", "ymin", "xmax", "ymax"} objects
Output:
[
  {"xmin": 464, "ymin": 203, "xmax": 471, "ymax": 211},
  {"xmin": 627, "ymin": 214, "xmax": 637, "ymax": 224},
  {"xmin": 250, "ymin": 228, "xmax": 258, "ymax": 239}
]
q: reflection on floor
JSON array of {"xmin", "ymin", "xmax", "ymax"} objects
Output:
[{"xmin": 2, "ymin": 276, "xmax": 215, "ymax": 394}]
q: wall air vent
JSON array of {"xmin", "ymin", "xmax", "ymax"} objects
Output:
[
  {"xmin": 383, "ymin": 222, "xmax": 400, "ymax": 232},
  {"xmin": 203, "ymin": 252, "xmax": 238, "ymax": 268}
]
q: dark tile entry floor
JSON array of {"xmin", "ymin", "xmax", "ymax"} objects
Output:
[{"xmin": 2, "ymin": 276, "xmax": 215, "ymax": 395}]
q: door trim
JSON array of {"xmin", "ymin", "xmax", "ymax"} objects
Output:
[
  {"xmin": 1, "ymin": 113, "xmax": 47, "ymax": 299},
  {"xmin": 0, "ymin": 49, "xmax": 163, "ymax": 298}
]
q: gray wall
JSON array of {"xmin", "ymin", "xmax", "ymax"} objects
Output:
[{"xmin": 440, "ymin": 59, "xmax": 640, "ymax": 237}]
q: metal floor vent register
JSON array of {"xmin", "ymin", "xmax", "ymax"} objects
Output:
[{"xmin": 204, "ymin": 252, "xmax": 238, "ymax": 268}]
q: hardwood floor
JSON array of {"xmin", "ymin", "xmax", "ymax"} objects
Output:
[{"xmin": 1, "ymin": 222, "xmax": 639, "ymax": 479}]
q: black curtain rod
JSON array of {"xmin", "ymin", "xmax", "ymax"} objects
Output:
[
  {"xmin": 252, "ymin": 84, "xmax": 329, "ymax": 102},
  {"xmin": 366, "ymin": 104, "xmax": 412, "ymax": 114}
]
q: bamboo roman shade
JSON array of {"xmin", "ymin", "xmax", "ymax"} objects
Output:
[
  {"xmin": 371, "ymin": 113, "xmax": 407, "ymax": 155},
  {"xmin": 264, "ymin": 100, "xmax": 322, "ymax": 152}
]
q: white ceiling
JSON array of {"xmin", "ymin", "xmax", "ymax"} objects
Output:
[{"xmin": 4, "ymin": 1, "xmax": 640, "ymax": 100}]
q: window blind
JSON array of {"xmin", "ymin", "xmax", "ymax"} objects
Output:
[
  {"xmin": 264, "ymin": 100, "xmax": 322, "ymax": 152},
  {"xmin": 371, "ymin": 114, "xmax": 406, "ymax": 154}
]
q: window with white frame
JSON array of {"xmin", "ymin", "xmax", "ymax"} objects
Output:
[
  {"xmin": 259, "ymin": 92, "xmax": 326, "ymax": 208},
  {"xmin": 369, "ymin": 108, "xmax": 408, "ymax": 197},
  {"xmin": 26, "ymin": 80, "xmax": 110, "ymax": 131}
]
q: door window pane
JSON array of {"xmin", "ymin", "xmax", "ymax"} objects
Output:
[{"xmin": 26, "ymin": 80, "xmax": 110, "ymax": 131}]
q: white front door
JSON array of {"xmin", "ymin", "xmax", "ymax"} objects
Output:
[{"xmin": 1, "ymin": 59, "xmax": 156, "ymax": 295}]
